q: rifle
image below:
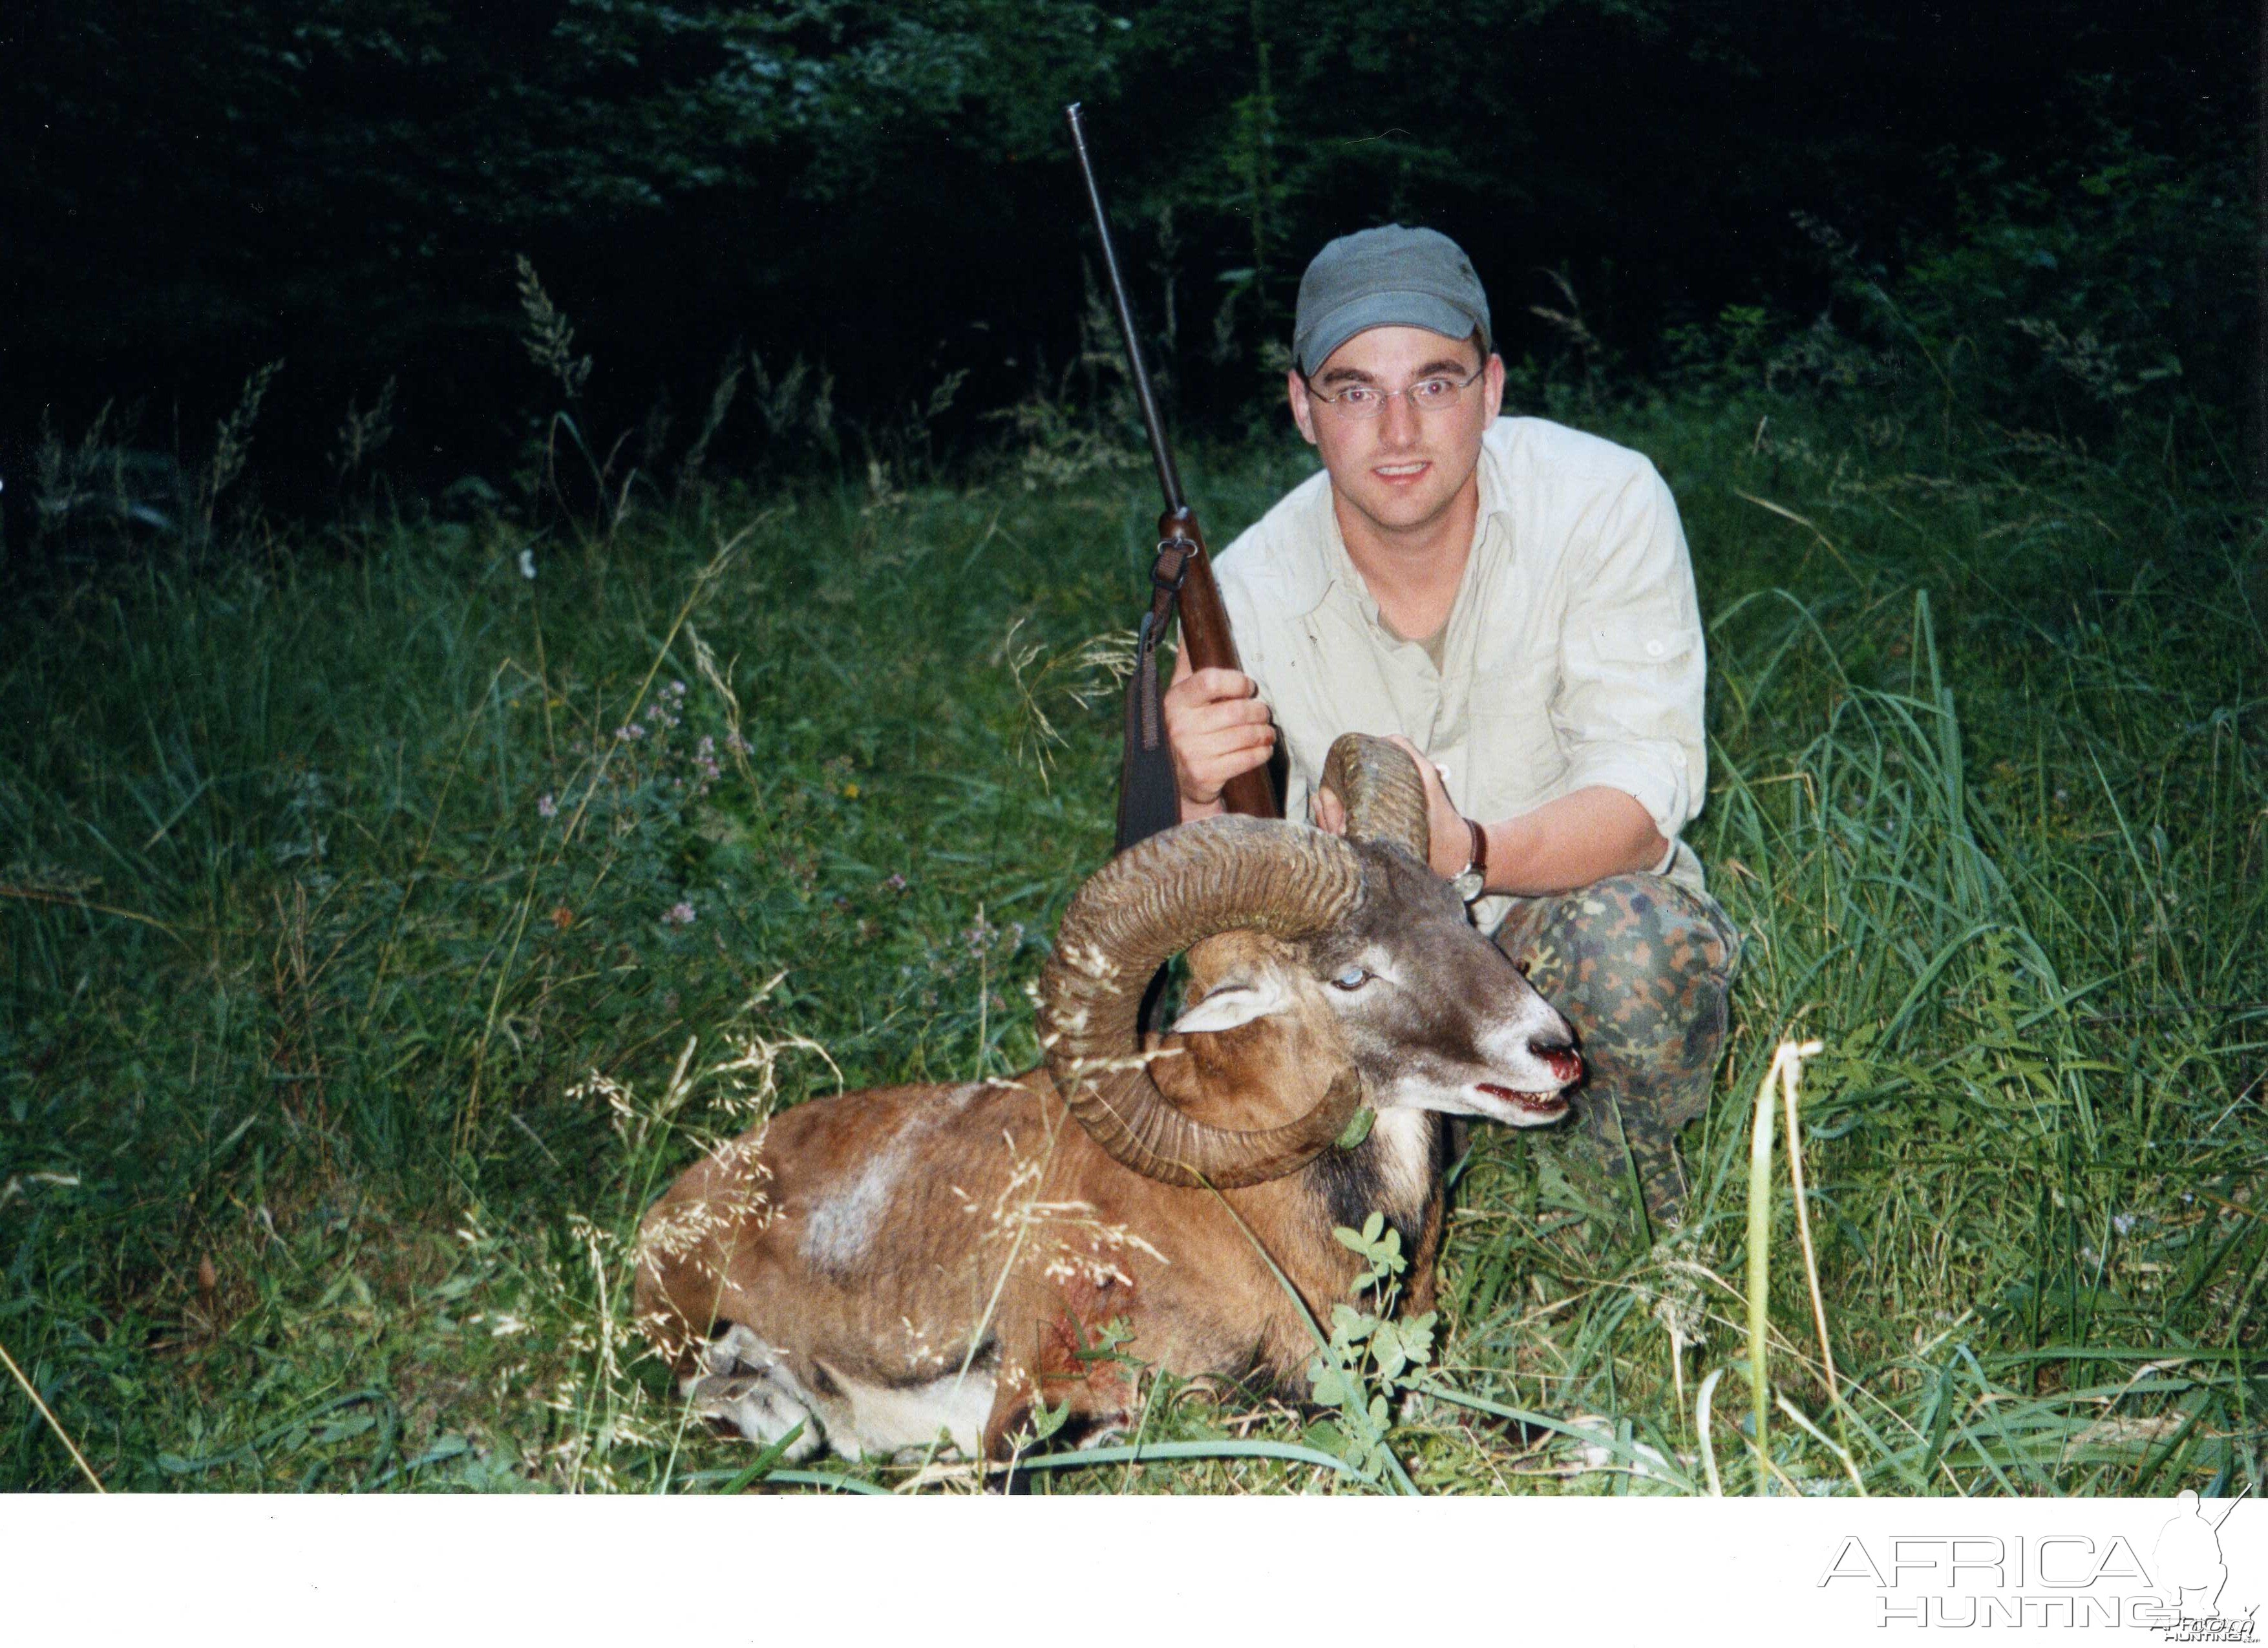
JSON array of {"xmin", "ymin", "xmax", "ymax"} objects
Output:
[{"xmin": 1065, "ymin": 103, "xmax": 1282, "ymax": 852}]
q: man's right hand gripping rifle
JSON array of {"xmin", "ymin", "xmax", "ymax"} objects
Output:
[{"xmin": 1162, "ymin": 654, "xmax": 1277, "ymax": 823}]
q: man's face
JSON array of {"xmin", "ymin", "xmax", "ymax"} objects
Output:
[{"xmin": 1288, "ymin": 325, "xmax": 1505, "ymax": 544}]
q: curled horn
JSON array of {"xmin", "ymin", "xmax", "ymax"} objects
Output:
[
  {"xmin": 1319, "ymin": 733, "xmax": 1432, "ymax": 862},
  {"xmin": 1038, "ymin": 816, "xmax": 1365, "ymax": 1188}
]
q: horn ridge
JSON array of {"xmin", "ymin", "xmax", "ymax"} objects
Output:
[
  {"xmin": 1319, "ymin": 734, "xmax": 1431, "ymax": 863},
  {"xmin": 1039, "ymin": 816, "xmax": 1366, "ymax": 1187}
]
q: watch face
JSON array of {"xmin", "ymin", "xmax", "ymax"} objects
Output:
[{"xmin": 1451, "ymin": 868, "xmax": 1485, "ymax": 903}]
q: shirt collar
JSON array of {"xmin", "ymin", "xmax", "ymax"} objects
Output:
[{"xmin": 1302, "ymin": 430, "xmax": 1512, "ymax": 626}]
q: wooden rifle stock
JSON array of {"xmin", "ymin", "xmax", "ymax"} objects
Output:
[
  {"xmin": 1066, "ymin": 101, "xmax": 1281, "ymax": 845},
  {"xmin": 1154, "ymin": 506, "xmax": 1275, "ymax": 819}
]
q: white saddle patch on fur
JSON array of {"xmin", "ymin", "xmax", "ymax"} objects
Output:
[{"xmin": 798, "ymin": 1088, "xmax": 977, "ymax": 1274}]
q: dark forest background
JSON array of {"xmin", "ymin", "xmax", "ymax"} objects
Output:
[{"xmin": 1, "ymin": 0, "xmax": 2253, "ymax": 550}]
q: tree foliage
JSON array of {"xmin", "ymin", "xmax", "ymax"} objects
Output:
[{"xmin": 0, "ymin": 0, "xmax": 2246, "ymax": 505}]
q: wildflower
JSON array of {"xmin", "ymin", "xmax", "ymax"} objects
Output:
[
  {"xmin": 883, "ymin": 872, "xmax": 907, "ymax": 893},
  {"xmin": 537, "ymin": 792, "xmax": 558, "ymax": 819},
  {"xmin": 668, "ymin": 679, "xmax": 688, "ymax": 698},
  {"xmin": 662, "ymin": 902, "xmax": 697, "ymax": 927},
  {"xmin": 843, "ymin": 783, "xmax": 860, "ymax": 799},
  {"xmin": 724, "ymin": 730, "xmax": 752, "ymax": 755},
  {"xmin": 2112, "ymin": 1212, "xmax": 2138, "ymax": 1236},
  {"xmin": 616, "ymin": 723, "xmax": 644, "ymax": 741},
  {"xmin": 518, "ymin": 548, "xmax": 537, "ymax": 580}
]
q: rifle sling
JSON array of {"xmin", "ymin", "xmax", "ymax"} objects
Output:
[{"xmin": 1113, "ymin": 538, "xmax": 1195, "ymax": 854}]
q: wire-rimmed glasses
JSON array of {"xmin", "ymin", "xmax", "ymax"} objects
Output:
[{"xmin": 1302, "ymin": 363, "xmax": 1486, "ymax": 419}]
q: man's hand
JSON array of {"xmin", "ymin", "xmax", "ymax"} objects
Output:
[
  {"xmin": 1311, "ymin": 737, "xmax": 1671, "ymax": 897},
  {"xmin": 1308, "ymin": 734, "xmax": 1469, "ymax": 878},
  {"xmin": 1386, "ymin": 734, "xmax": 1471, "ymax": 877},
  {"xmin": 1163, "ymin": 649, "xmax": 1276, "ymax": 820}
]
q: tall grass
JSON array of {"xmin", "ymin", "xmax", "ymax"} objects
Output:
[{"xmin": 1, "ymin": 381, "xmax": 2262, "ymax": 1494}]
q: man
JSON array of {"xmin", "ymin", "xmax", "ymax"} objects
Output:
[{"xmin": 1162, "ymin": 224, "xmax": 1739, "ymax": 1225}]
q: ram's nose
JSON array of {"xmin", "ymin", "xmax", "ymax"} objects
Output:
[{"xmin": 1531, "ymin": 1037, "xmax": 1584, "ymax": 1088}]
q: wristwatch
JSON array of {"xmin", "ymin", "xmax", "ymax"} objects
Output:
[{"xmin": 1450, "ymin": 816, "xmax": 1488, "ymax": 905}]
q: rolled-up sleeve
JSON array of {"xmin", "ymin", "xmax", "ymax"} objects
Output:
[{"xmin": 1549, "ymin": 463, "xmax": 1708, "ymax": 841}]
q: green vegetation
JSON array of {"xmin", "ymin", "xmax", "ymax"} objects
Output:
[
  {"xmin": 6, "ymin": 0, "xmax": 2240, "ymax": 517},
  {"xmin": 5, "ymin": 301, "xmax": 2263, "ymax": 1490}
]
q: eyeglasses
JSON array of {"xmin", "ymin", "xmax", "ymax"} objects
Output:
[{"xmin": 1302, "ymin": 363, "xmax": 1487, "ymax": 419}]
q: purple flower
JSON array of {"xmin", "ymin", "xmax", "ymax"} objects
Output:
[
  {"xmin": 882, "ymin": 872, "xmax": 907, "ymax": 893},
  {"xmin": 537, "ymin": 792, "xmax": 558, "ymax": 819},
  {"xmin": 616, "ymin": 723, "xmax": 644, "ymax": 741},
  {"xmin": 661, "ymin": 902, "xmax": 697, "ymax": 927}
]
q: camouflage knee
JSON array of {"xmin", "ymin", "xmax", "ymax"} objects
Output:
[{"xmin": 1493, "ymin": 874, "xmax": 1741, "ymax": 1196}]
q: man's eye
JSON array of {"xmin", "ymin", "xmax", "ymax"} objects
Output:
[
  {"xmin": 1411, "ymin": 379, "xmax": 1456, "ymax": 403},
  {"xmin": 1337, "ymin": 386, "xmax": 1378, "ymax": 407},
  {"xmin": 1331, "ymin": 967, "xmax": 1370, "ymax": 991}
]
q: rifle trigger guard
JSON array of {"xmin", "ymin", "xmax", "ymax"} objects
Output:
[{"xmin": 1150, "ymin": 542, "xmax": 1193, "ymax": 594}]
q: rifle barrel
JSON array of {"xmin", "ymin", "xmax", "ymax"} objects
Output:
[{"xmin": 1064, "ymin": 103, "xmax": 1184, "ymax": 514}]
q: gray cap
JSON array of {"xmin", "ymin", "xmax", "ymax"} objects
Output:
[{"xmin": 1293, "ymin": 225, "xmax": 1492, "ymax": 377}]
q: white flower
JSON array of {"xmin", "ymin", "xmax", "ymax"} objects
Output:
[{"xmin": 518, "ymin": 548, "xmax": 537, "ymax": 580}]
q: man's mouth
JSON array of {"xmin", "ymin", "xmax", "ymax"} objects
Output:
[{"xmin": 1373, "ymin": 461, "xmax": 1430, "ymax": 484}]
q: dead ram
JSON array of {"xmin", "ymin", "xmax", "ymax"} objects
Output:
[{"xmin": 633, "ymin": 735, "xmax": 1583, "ymax": 1468}]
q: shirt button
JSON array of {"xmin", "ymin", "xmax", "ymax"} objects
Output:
[{"xmin": 1645, "ymin": 639, "xmax": 1666, "ymax": 657}]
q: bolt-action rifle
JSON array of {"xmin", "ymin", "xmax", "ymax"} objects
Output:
[{"xmin": 1066, "ymin": 103, "xmax": 1282, "ymax": 851}]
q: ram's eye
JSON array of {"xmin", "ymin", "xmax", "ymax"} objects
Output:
[{"xmin": 1331, "ymin": 967, "xmax": 1370, "ymax": 991}]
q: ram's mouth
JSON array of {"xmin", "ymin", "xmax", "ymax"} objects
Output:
[
  {"xmin": 1535, "ymin": 1045, "xmax": 1585, "ymax": 1087},
  {"xmin": 1476, "ymin": 1082, "xmax": 1571, "ymax": 1123}
]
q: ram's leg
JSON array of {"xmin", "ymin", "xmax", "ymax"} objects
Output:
[
  {"xmin": 979, "ymin": 1300, "xmax": 1141, "ymax": 1487},
  {"xmin": 683, "ymin": 1324, "xmax": 827, "ymax": 1462}
]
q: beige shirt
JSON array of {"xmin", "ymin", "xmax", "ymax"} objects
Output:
[{"xmin": 1212, "ymin": 416, "xmax": 1709, "ymax": 933}]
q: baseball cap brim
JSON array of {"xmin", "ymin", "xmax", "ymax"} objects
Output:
[{"xmin": 1296, "ymin": 291, "xmax": 1485, "ymax": 379}]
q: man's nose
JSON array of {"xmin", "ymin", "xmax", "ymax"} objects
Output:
[{"xmin": 1377, "ymin": 391, "xmax": 1421, "ymax": 447}]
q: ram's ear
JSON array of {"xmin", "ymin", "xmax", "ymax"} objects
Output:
[{"xmin": 1170, "ymin": 971, "xmax": 1296, "ymax": 1035}]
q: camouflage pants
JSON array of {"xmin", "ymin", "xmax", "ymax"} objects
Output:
[{"xmin": 1490, "ymin": 874, "xmax": 1741, "ymax": 1225}]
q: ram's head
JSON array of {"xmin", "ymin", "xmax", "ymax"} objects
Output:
[{"xmin": 1038, "ymin": 734, "xmax": 1582, "ymax": 1188}]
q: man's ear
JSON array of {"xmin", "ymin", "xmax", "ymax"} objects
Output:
[
  {"xmin": 1287, "ymin": 370, "xmax": 1319, "ymax": 445},
  {"xmin": 1171, "ymin": 970, "xmax": 1295, "ymax": 1035}
]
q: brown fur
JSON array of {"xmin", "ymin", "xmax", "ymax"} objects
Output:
[{"xmin": 633, "ymin": 933, "xmax": 1441, "ymax": 1464}]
